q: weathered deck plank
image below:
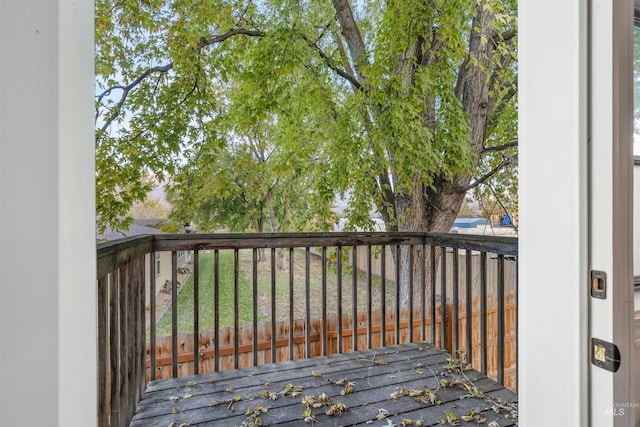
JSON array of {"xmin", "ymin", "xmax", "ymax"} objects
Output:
[{"xmin": 130, "ymin": 343, "xmax": 517, "ymax": 426}]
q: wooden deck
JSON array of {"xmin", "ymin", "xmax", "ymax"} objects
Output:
[{"xmin": 130, "ymin": 343, "xmax": 517, "ymax": 426}]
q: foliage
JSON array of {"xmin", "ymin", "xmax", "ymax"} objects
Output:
[
  {"xmin": 128, "ymin": 195, "xmax": 170, "ymax": 219},
  {"xmin": 95, "ymin": 0, "xmax": 518, "ymax": 235}
]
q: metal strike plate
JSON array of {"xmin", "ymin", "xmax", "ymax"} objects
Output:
[
  {"xmin": 591, "ymin": 338, "xmax": 620, "ymax": 372},
  {"xmin": 590, "ymin": 270, "xmax": 607, "ymax": 299}
]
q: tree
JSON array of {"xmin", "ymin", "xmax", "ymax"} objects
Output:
[
  {"xmin": 128, "ymin": 195, "xmax": 170, "ymax": 219},
  {"xmin": 95, "ymin": 0, "xmax": 518, "ymax": 304}
]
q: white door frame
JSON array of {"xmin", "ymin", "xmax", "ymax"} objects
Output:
[
  {"xmin": 519, "ymin": 0, "xmax": 635, "ymax": 426},
  {"xmin": 589, "ymin": 0, "xmax": 635, "ymax": 425}
]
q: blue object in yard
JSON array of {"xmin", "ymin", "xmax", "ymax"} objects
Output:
[
  {"xmin": 452, "ymin": 218, "xmax": 490, "ymax": 229},
  {"xmin": 501, "ymin": 214, "xmax": 512, "ymax": 226}
]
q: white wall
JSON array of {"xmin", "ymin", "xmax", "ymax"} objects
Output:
[
  {"xmin": 0, "ymin": 1, "xmax": 96, "ymax": 426},
  {"xmin": 519, "ymin": 1, "xmax": 589, "ymax": 426}
]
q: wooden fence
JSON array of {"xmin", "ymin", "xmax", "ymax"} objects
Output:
[{"xmin": 147, "ymin": 295, "xmax": 517, "ymax": 390}]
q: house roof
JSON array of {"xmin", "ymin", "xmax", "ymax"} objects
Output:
[{"xmin": 97, "ymin": 219, "xmax": 168, "ymax": 242}]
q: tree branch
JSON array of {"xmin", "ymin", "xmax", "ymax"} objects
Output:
[
  {"xmin": 499, "ymin": 29, "xmax": 517, "ymax": 43},
  {"xmin": 331, "ymin": 0, "xmax": 368, "ymax": 80},
  {"xmin": 199, "ymin": 28, "xmax": 265, "ymax": 48},
  {"xmin": 302, "ymin": 34, "xmax": 362, "ymax": 90},
  {"xmin": 487, "ymin": 83, "xmax": 516, "ymax": 129},
  {"xmin": 98, "ymin": 64, "xmax": 172, "ymax": 132},
  {"xmin": 481, "ymin": 140, "xmax": 517, "ymax": 155},
  {"xmin": 459, "ymin": 155, "xmax": 516, "ymax": 193},
  {"xmin": 96, "ymin": 27, "xmax": 265, "ymax": 134}
]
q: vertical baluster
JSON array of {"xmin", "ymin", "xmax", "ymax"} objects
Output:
[
  {"xmin": 109, "ymin": 271, "xmax": 119, "ymax": 426},
  {"xmin": 452, "ymin": 248, "xmax": 459, "ymax": 357},
  {"xmin": 515, "ymin": 255, "xmax": 519, "ymax": 391},
  {"xmin": 407, "ymin": 245, "xmax": 414, "ymax": 344},
  {"xmin": 127, "ymin": 263, "xmax": 136, "ymax": 424},
  {"xmin": 480, "ymin": 251, "xmax": 488, "ymax": 374},
  {"xmin": 118, "ymin": 266, "xmax": 128, "ymax": 427},
  {"xmin": 193, "ymin": 249, "xmax": 200, "ymax": 375},
  {"xmin": 394, "ymin": 245, "xmax": 400, "ymax": 345},
  {"xmin": 271, "ymin": 248, "xmax": 277, "ymax": 363},
  {"xmin": 351, "ymin": 246, "xmax": 358, "ymax": 352},
  {"xmin": 430, "ymin": 246, "xmax": 436, "ymax": 345},
  {"xmin": 97, "ymin": 276, "xmax": 108, "ymax": 427},
  {"xmin": 380, "ymin": 245, "xmax": 386, "ymax": 347},
  {"xmin": 233, "ymin": 248, "xmax": 239, "ymax": 369},
  {"xmin": 149, "ymin": 253, "xmax": 156, "ymax": 381},
  {"xmin": 366, "ymin": 245, "xmax": 372, "ymax": 349},
  {"xmin": 337, "ymin": 246, "xmax": 343, "ymax": 353},
  {"xmin": 132, "ymin": 258, "xmax": 141, "ymax": 402},
  {"xmin": 170, "ymin": 252, "xmax": 178, "ymax": 378},
  {"xmin": 420, "ymin": 244, "xmax": 426, "ymax": 342},
  {"xmin": 137, "ymin": 256, "xmax": 146, "ymax": 396},
  {"xmin": 214, "ymin": 250, "xmax": 220, "ymax": 372},
  {"xmin": 289, "ymin": 248, "xmax": 295, "ymax": 360},
  {"xmin": 465, "ymin": 250, "xmax": 473, "ymax": 363},
  {"xmin": 321, "ymin": 247, "xmax": 328, "ymax": 356},
  {"xmin": 497, "ymin": 254, "xmax": 505, "ymax": 385},
  {"xmin": 305, "ymin": 247, "xmax": 311, "ymax": 359},
  {"xmin": 252, "ymin": 248, "xmax": 259, "ymax": 367},
  {"xmin": 440, "ymin": 247, "xmax": 447, "ymax": 350}
]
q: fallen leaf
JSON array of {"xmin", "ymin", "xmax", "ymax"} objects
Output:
[
  {"xmin": 376, "ymin": 408, "xmax": 389, "ymax": 420},
  {"xmin": 326, "ymin": 402, "xmax": 347, "ymax": 416},
  {"xmin": 332, "ymin": 377, "xmax": 348, "ymax": 386}
]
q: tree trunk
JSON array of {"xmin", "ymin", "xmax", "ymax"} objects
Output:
[
  {"xmin": 394, "ymin": 182, "xmax": 466, "ymax": 307},
  {"xmin": 393, "ymin": 3, "xmax": 501, "ymax": 308},
  {"xmin": 331, "ymin": 2, "xmax": 510, "ymax": 308}
]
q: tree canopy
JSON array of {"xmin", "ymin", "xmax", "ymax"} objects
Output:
[{"xmin": 95, "ymin": 0, "xmax": 518, "ymax": 235}]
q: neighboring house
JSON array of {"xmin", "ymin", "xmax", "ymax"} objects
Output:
[{"xmin": 97, "ymin": 219, "xmax": 192, "ymax": 312}]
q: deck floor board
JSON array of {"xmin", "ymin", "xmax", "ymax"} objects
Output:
[{"xmin": 130, "ymin": 343, "xmax": 517, "ymax": 426}]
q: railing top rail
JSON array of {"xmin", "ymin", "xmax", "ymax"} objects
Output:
[
  {"xmin": 152, "ymin": 231, "xmax": 518, "ymax": 255},
  {"xmin": 423, "ymin": 232, "xmax": 518, "ymax": 256},
  {"xmin": 97, "ymin": 232, "xmax": 517, "ymax": 278},
  {"xmin": 97, "ymin": 235, "xmax": 153, "ymax": 279}
]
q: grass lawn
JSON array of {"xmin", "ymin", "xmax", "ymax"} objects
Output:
[
  {"xmin": 240, "ymin": 248, "xmax": 391, "ymax": 321},
  {"xmin": 154, "ymin": 248, "xmax": 396, "ymax": 336},
  {"xmin": 155, "ymin": 251, "xmax": 264, "ymax": 336}
]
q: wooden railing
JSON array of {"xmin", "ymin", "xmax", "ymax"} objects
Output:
[{"xmin": 96, "ymin": 232, "xmax": 518, "ymax": 427}]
